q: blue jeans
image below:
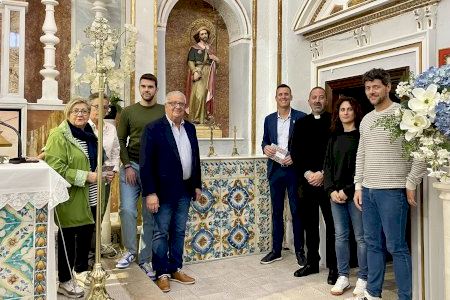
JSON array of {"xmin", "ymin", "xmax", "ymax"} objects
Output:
[
  {"xmin": 331, "ymin": 199, "xmax": 367, "ymax": 280},
  {"xmin": 269, "ymin": 166, "xmax": 304, "ymax": 254},
  {"xmin": 362, "ymin": 188, "xmax": 411, "ymax": 300},
  {"xmin": 152, "ymin": 195, "xmax": 191, "ymax": 277},
  {"xmin": 119, "ymin": 161, "xmax": 153, "ymax": 264}
]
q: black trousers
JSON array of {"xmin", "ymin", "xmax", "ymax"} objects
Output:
[
  {"xmin": 57, "ymin": 206, "xmax": 96, "ymax": 283},
  {"xmin": 299, "ymin": 183, "xmax": 337, "ymax": 269}
]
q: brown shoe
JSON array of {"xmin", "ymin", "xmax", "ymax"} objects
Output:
[
  {"xmin": 156, "ymin": 275, "xmax": 170, "ymax": 292},
  {"xmin": 170, "ymin": 271, "xmax": 195, "ymax": 284}
]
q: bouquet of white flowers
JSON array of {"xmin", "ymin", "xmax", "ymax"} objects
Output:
[
  {"xmin": 375, "ymin": 64, "xmax": 450, "ymax": 182},
  {"xmin": 69, "ymin": 17, "xmax": 137, "ymax": 98}
]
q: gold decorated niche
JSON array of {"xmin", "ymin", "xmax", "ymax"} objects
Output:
[{"xmin": 165, "ymin": 0, "xmax": 230, "ymax": 137}]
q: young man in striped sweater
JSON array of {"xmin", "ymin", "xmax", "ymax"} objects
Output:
[{"xmin": 353, "ymin": 68, "xmax": 426, "ymax": 300}]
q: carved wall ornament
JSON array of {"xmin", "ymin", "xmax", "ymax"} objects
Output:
[
  {"xmin": 310, "ymin": 40, "xmax": 323, "ymax": 59},
  {"xmin": 353, "ymin": 25, "xmax": 370, "ymax": 47},
  {"xmin": 414, "ymin": 3, "xmax": 438, "ymax": 31}
]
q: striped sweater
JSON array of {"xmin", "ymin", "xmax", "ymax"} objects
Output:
[{"xmin": 354, "ymin": 102, "xmax": 426, "ymax": 190}]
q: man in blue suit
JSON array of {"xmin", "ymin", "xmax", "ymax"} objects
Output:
[
  {"xmin": 140, "ymin": 91, "xmax": 201, "ymax": 293},
  {"xmin": 260, "ymin": 84, "xmax": 307, "ymax": 266}
]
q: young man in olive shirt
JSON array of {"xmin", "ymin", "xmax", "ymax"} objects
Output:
[{"xmin": 116, "ymin": 74, "xmax": 165, "ymax": 280}]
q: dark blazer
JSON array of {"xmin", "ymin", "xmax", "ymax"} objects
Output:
[
  {"xmin": 261, "ymin": 108, "xmax": 306, "ymax": 179},
  {"xmin": 139, "ymin": 116, "xmax": 201, "ymax": 202}
]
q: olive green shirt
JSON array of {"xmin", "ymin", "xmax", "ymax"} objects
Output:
[{"xmin": 117, "ymin": 102, "xmax": 165, "ymax": 165}]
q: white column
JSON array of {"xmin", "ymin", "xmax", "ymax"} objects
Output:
[
  {"xmin": 0, "ymin": 0, "xmax": 28, "ymax": 103},
  {"xmin": 90, "ymin": 0, "xmax": 108, "ymax": 18},
  {"xmin": 37, "ymin": 0, "xmax": 62, "ymax": 104},
  {"xmin": 433, "ymin": 181, "xmax": 450, "ymax": 299}
]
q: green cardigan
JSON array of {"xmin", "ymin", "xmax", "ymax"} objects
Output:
[{"xmin": 45, "ymin": 120, "xmax": 105, "ymax": 228}]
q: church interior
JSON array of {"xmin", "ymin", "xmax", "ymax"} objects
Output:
[{"xmin": 0, "ymin": 0, "xmax": 449, "ymax": 299}]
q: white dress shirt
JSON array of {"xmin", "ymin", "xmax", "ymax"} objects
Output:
[
  {"xmin": 277, "ymin": 109, "xmax": 291, "ymax": 151},
  {"xmin": 166, "ymin": 116, "xmax": 192, "ymax": 180},
  {"xmin": 88, "ymin": 119, "xmax": 120, "ymax": 172}
]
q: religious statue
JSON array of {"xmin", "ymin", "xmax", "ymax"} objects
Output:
[{"xmin": 185, "ymin": 26, "xmax": 220, "ymax": 124}]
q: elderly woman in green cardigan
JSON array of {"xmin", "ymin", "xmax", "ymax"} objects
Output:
[{"xmin": 44, "ymin": 98, "xmax": 112, "ymax": 298}]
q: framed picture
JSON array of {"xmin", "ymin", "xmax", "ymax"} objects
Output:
[
  {"xmin": 438, "ymin": 48, "xmax": 450, "ymax": 67},
  {"xmin": 0, "ymin": 108, "xmax": 23, "ymax": 159}
]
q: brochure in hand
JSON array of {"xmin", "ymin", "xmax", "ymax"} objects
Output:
[{"xmin": 270, "ymin": 143, "xmax": 289, "ymax": 165}]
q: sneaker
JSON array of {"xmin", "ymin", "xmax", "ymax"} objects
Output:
[
  {"xmin": 295, "ymin": 251, "xmax": 306, "ymax": 267},
  {"xmin": 140, "ymin": 262, "xmax": 156, "ymax": 280},
  {"xmin": 353, "ymin": 278, "xmax": 367, "ymax": 296},
  {"xmin": 363, "ymin": 290, "xmax": 381, "ymax": 300},
  {"xmin": 331, "ymin": 276, "xmax": 350, "ymax": 296},
  {"xmin": 73, "ymin": 270, "xmax": 91, "ymax": 287},
  {"xmin": 115, "ymin": 251, "xmax": 136, "ymax": 269},
  {"xmin": 156, "ymin": 275, "xmax": 171, "ymax": 292},
  {"xmin": 170, "ymin": 270, "xmax": 195, "ymax": 284},
  {"xmin": 58, "ymin": 279, "xmax": 84, "ymax": 298},
  {"xmin": 260, "ymin": 251, "xmax": 282, "ymax": 264}
]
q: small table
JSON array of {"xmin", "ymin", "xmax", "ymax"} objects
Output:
[{"xmin": 0, "ymin": 161, "xmax": 70, "ymax": 299}]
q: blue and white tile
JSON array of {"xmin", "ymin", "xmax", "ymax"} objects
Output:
[{"xmin": 201, "ymin": 161, "xmax": 222, "ymax": 179}]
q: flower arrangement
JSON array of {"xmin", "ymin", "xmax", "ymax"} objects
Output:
[
  {"xmin": 69, "ymin": 17, "xmax": 137, "ymax": 100},
  {"xmin": 376, "ymin": 64, "xmax": 450, "ymax": 182}
]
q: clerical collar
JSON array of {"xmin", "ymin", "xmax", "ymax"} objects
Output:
[{"xmin": 313, "ymin": 114, "xmax": 321, "ymax": 119}]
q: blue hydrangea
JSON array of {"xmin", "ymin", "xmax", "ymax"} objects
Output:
[
  {"xmin": 415, "ymin": 65, "xmax": 450, "ymax": 90},
  {"xmin": 435, "ymin": 101, "xmax": 450, "ymax": 138}
]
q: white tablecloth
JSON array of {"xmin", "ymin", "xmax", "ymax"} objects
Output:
[
  {"xmin": 0, "ymin": 161, "xmax": 70, "ymax": 210},
  {"xmin": 0, "ymin": 161, "xmax": 70, "ymax": 299}
]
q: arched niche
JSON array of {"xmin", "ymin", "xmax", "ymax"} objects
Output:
[{"xmin": 157, "ymin": 0, "xmax": 251, "ymax": 141}]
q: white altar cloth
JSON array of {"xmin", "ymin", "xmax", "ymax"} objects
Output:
[{"xmin": 0, "ymin": 161, "xmax": 70, "ymax": 299}]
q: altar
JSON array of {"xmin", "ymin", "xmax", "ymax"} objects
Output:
[{"xmin": 0, "ymin": 162, "xmax": 70, "ymax": 299}]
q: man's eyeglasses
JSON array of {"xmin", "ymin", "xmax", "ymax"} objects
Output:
[
  {"xmin": 71, "ymin": 109, "xmax": 90, "ymax": 116},
  {"xmin": 167, "ymin": 102, "xmax": 186, "ymax": 108},
  {"xmin": 92, "ymin": 104, "xmax": 110, "ymax": 111}
]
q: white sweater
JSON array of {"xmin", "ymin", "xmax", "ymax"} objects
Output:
[{"xmin": 354, "ymin": 102, "xmax": 426, "ymax": 190}]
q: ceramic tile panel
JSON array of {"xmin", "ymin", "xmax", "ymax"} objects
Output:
[
  {"xmin": 254, "ymin": 159, "xmax": 268, "ymax": 178},
  {"xmin": 201, "ymin": 161, "xmax": 222, "ymax": 179},
  {"xmin": 184, "ymin": 158, "xmax": 272, "ymax": 263},
  {"xmin": 0, "ymin": 211, "xmax": 35, "ymax": 299}
]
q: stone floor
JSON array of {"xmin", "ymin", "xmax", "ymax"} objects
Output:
[{"xmin": 57, "ymin": 251, "xmax": 397, "ymax": 300}]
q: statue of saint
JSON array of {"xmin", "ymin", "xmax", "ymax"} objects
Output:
[{"xmin": 185, "ymin": 26, "xmax": 220, "ymax": 124}]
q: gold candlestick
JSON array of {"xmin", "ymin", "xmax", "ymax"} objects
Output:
[
  {"xmin": 86, "ymin": 17, "xmax": 112, "ymax": 300},
  {"xmin": 231, "ymin": 126, "xmax": 239, "ymax": 156},
  {"xmin": 207, "ymin": 124, "xmax": 216, "ymax": 157}
]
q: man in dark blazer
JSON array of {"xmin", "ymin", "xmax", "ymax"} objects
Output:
[
  {"xmin": 260, "ymin": 84, "xmax": 307, "ymax": 266},
  {"xmin": 140, "ymin": 91, "xmax": 201, "ymax": 293}
]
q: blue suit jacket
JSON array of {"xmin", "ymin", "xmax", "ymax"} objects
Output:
[
  {"xmin": 139, "ymin": 116, "xmax": 201, "ymax": 202},
  {"xmin": 261, "ymin": 108, "xmax": 306, "ymax": 179}
]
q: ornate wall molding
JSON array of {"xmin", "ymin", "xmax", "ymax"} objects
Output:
[
  {"xmin": 353, "ymin": 25, "xmax": 370, "ymax": 47},
  {"xmin": 414, "ymin": 3, "xmax": 438, "ymax": 31},
  {"xmin": 297, "ymin": 0, "xmax": 440, "ymax": 42}
]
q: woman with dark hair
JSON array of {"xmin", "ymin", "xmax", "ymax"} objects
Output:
[{"xmin": 323, "ymin": 96, "xmax": 367, "ymax": 297}]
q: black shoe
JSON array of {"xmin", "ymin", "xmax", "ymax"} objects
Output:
[
  {"xmin": 295, "ymin": 252, "xmax": 306, "ymax": 267},
  {"xmin": 293, "ymin": 264, "xmax": 319, "ymax": 277},
  {"xmin": 260, "ymin": 251, "xmax": 282, "ymax": 264},
  {"xmin": 327, "ymin": 268, "xmax": 338, "ymax": 285}
]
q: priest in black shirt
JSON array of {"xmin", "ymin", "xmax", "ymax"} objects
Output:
[{"xmin": 291, "ymin": 87, "xmax": 338, "ymax": 284}]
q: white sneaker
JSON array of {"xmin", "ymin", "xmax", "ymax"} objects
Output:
[
  {"xmin": 73, "ymin": 270, "xmax": 91, "ymax": 287},
  {"xmin": 353, "ymin": 278, "xmax": 367, "ymax": 296},
  {"xmin": 364, "ymin": 290, "xmax": 382, "ymax": 300},
  {"xmin": 331, "ymin": 275, "xmax": 350, "ymax": 295},
  {"xmin": 116, "ymin": 251, "xmax": 136, "ymax": 269},
  {"xmin": 58, "ymin": 279, "xmax": 84, "ymax": 298}
]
